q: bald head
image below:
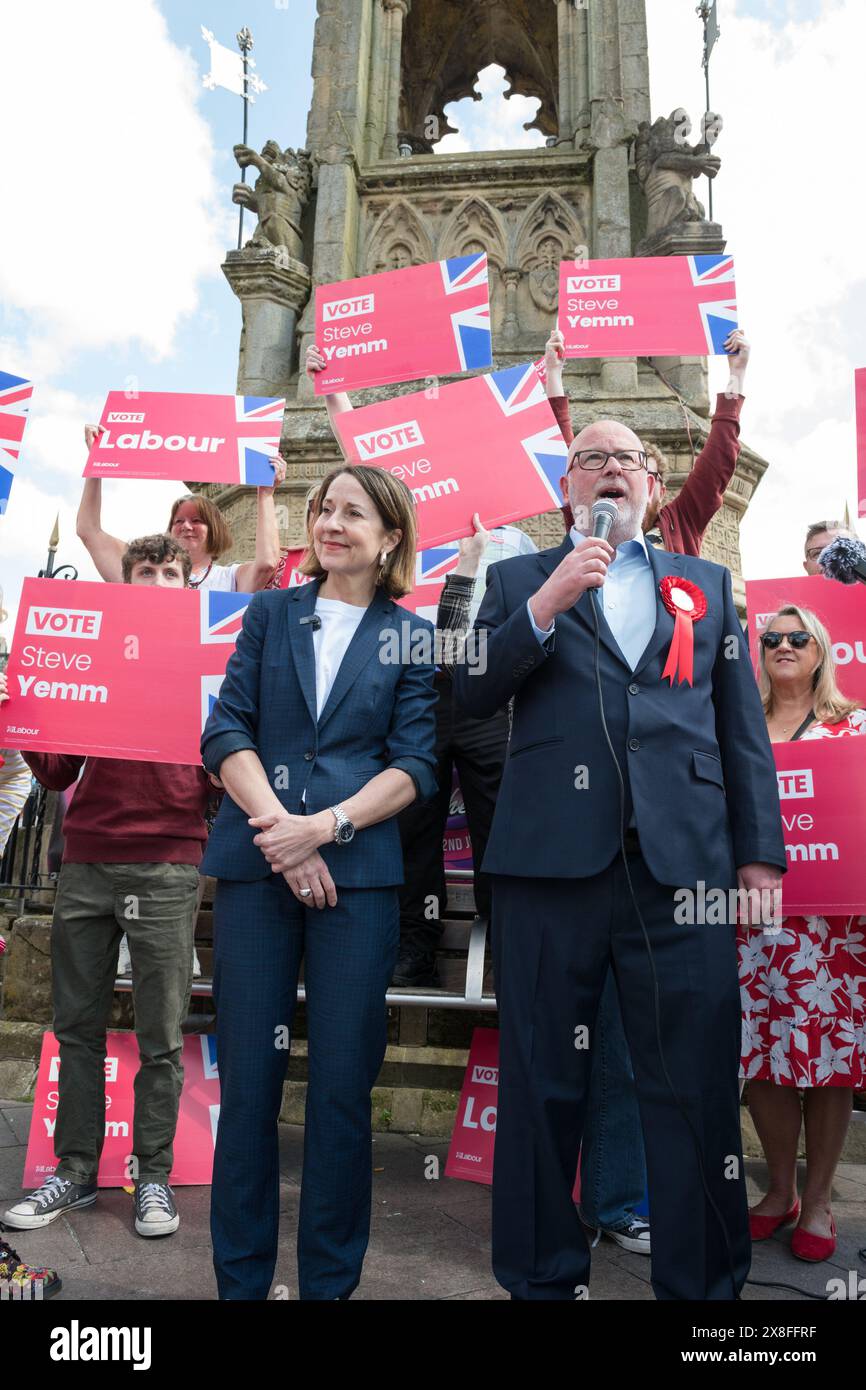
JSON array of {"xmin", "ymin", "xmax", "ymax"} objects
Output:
[
  {"xmin": 569, "ymin": 419, "xmax": 645, "ymax": 466},
  {"xmin": 561, "ymin": 418, "xmax": 655, "ymax": 549}
]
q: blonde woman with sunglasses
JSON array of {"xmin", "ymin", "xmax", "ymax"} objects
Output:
[{"xmin": 739, "ymin": 604, "xmax": 866, "ymax": 1262}]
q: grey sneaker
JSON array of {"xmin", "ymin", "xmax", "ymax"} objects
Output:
[
  {"xmin": 134, "ymin": 1181, "xmax": 179, "ymax": 1237},
  {"xmin": 601, "ymin": 1216, "xmax": 651, "ymax": 1255},
  {"xmin": 3, "ymin": 1175, "xmax": 97, "ymax": 1230}
]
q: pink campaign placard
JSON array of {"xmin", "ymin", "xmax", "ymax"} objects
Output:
[
  {"xmin": 334, "ymin": 363, "xmax": 568, "ymax": 548},
  {"xmin": 445, "ymin": 1027, "xmax": 500, "ymax": 1184},
  {"xmin": 24, "ymin": 1032, "xmax": 221, "ymax": 1188},
  {"xmin": 855, "ymin": 368, "xmax": 866, "ymax": 518},
  {"xmin": 774, "ymin": 739, "xmax": 866, "ymax": 916},
  {"xmin": 745, "ymin": 573, "xmax": 866, "ymax": 706},
  {"xmin": 0, "ymin": 578, "xmax": 249, "ymax": 765},
  {"xmin": 314, "ymin": 254, "xmax": 492, "ymax": 394},
  {"xmin": 83, "ymin": 391, "xmax": 284, "ymax": 485},
  {"xmin": 557, "ymin": 254, "xmax": 737, "ymax": 358}
]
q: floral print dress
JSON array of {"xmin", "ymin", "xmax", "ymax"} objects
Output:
[{"xmin": 738, "ymin": 709, "xmax": 866, "ymax": 1088}]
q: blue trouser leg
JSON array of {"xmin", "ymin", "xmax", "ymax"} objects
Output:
[
  {"xmin": 578, "ymin": 967, "xmax": 647, "ymax": 1230},
  {"xmin": 210, "ymin": 877, "xmax": 301, "ymax": 1300},
  {"xmin": 298, "ymin": 885, "xmax": 399, "ymax": 1299},
  {"xmin": 491, "ymin": 858, "xmax": 749, "ymax": 1301}
]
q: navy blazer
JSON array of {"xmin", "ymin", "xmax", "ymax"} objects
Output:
[
  {"xmin": 453, "ymin": 537, "xmax": 786, "ymax": 888},
  {"xmin": 200, "ymin": 580, "xmax": 438, "ymax": 886}
]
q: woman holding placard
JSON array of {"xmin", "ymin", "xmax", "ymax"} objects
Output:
[
  {"xmin": 739, "ymin": 604, "xmax": 865, "ymax": 1262},
  {"xmin": 76, "ymin": 424, "xmax": 286, "ymax": 592}
]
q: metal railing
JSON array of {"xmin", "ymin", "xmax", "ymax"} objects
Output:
[{"xmin": 0, "ymin": 784, "xmax": 55, "ymax": 905}]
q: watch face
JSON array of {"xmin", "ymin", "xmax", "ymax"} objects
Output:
[{"xmin": 336, "ymin": 821, "xmax": 355, "ymax": 844}]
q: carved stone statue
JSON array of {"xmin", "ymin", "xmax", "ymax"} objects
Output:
[
  {"xmin": 634, "ymin": 109, "xmax": 722, "ymax": 241},
  {"xmin": 232, "ymin": 141, "xmax": 313, "ymax": 260}
]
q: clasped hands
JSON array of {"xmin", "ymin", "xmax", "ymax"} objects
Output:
[{"xmin": 249, "ymin": 809, "xmax": 337, "ymax": 909}]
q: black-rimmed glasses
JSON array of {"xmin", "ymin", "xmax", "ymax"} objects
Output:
[{"xmin": 568, "ymin": 449, "xmax": 648, "ymax": 473}]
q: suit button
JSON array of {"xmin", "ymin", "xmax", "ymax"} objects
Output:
[
  {"xmin": 628, "ymin": 737, "xmax": 640, "ymax": 751},
  {"xmin": 304, "ymin": 750, "xmax": 315, "ymax": 761},
  {"xmin": 628, "ymin": 683, "xmax": 639, "ymax": 695}
]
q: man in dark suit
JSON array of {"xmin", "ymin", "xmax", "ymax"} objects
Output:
[{"xmin": 453, "ymin": 419, "xmax": 786, "ymax": 1301}]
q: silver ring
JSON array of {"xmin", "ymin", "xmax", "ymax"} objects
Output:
[{"xmin": 299, "ymin": 887, "xmax": 312, "ymax": 897}]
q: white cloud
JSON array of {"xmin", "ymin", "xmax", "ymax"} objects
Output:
[
  {"xmin": 0, "ymin": 0, "xmax": 225, "ymax": 360},
  {"xmin": 0, "ymin": 0, "xmax": 229, "ymax": 646},
  {"xmin": 646, "ymin": 0, "xmax": 866, "ymax": 579}
]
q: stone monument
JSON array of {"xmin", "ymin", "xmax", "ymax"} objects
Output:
[{"xmin": 209, "ymin": 0, "xmax": 768, "ymax": 605}]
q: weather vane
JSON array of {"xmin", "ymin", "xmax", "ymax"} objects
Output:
[{"xmin": 201, "ymin": 24, "xmax": 269, "ymax": 249}]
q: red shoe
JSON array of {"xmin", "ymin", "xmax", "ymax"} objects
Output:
[
  {"xmin": 749, "ymin": 1200, "xmax": 800, "ymax": 1241},
  {"xmin": 791, "ymin": 1217, "xmax": 836, "ymax": 1263}
]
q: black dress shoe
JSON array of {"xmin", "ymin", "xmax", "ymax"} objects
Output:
[{"xmin": 392, "ymin": 950, "xmax": 441, "ymax": 988}]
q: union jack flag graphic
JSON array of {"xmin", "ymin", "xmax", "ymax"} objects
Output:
[
  {"xmin": 415, "ymin": 543, "xmax": 460, "ymax": 586},
  {"xmin": 199, "ymin": 590, "xmax": 251, "ymax": 645},
  {"xmin": 519, "ymin": 424, "xmax": 570, "ymax": 507},
  {"xmin": 0, "ymin": 371, "xmax": 34, "ymax": 514},
  {"xmin": 200, "ymin": 674, "xmax": 227, "ymax": 737},
  {"xmin": 482, "ymin": 362, "xmax": 548, "ymax": 416},
  {"xmin": 234, "ymin": 396, "xmax": 285, "ymax": 486},
  {"xmin": 441, "ymin": 254, "xmax": 492, "ymax": 372},
  {"xmin": 199, "ymin": 591, "xmax": 251, "ymax": 733},
  {"xmin": 687, "ymin": 255, "xmax": 738, "ymax": 354}
]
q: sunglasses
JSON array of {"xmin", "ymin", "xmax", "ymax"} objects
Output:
[{"xmin": 760, "ymin": 630, "xmax": 812, "ymax": 650}]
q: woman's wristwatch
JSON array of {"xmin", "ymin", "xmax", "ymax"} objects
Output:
[{"xmin": 329, "ymin": 803, "xmax": 356, "ymax": 845}]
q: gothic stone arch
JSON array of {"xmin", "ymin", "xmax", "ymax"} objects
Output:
[
  {"xmin": 363, "ymin": 198, "xmax": 435, "ymax": 275},
  {"xmin": 514, "ymin": 190, "xmax": 586, "ymax": 330},
  {"xmin": 437, "ymin": 194, "xmax": 508, "ymax": 336}
]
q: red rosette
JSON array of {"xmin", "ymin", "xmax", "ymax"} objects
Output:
[{"xmin": 659, "ymin": 576, "xmax": 707, "ymax": 686}]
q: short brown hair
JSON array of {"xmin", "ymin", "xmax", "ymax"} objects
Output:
[
  {"xmin": 300, "ymin": 465, "xmax": 418, "ymax": 598},
  {"xmin": 804, "ymin": 520, "xmax": 850, "ymax": 552},
  {"xmin": 122, "ymin": 534, "xmax": 192, "ymax": 585},
  {"xmin": 167, "ymin": 494, "xmax": 234, "ymax": 560},
  {"xmin": 645, "ymin": 442, "xmax": 667, "ymax": 481}
]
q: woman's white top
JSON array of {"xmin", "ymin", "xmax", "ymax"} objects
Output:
[
  {"xmin": 312, "ymin": 597, "xmax": 367, "ymax": 719},
  {"xmin": 191, "ymin": 563, "xmax": 241, "ymax": 592}
]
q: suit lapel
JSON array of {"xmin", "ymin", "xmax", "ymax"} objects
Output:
[
  {"xmin": 317, "ymin": 591, "xmax": 396, "ymax": 732},
  {"xmin": 632, "ymin": 543, "xmax": 685, "ymax": 678},
  {"xmin": 287, "ymin": 579, "xmax": 321, "ymax": 727}
]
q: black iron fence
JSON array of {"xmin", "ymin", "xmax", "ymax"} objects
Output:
[{"xmin": 0, "ymin": 782, "xmax": 55, "ymax": 905}]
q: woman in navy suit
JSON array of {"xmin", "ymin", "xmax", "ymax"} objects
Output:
[{"xmin": 201, "ymin": 465, "xmax": 438, "ymax": 1301}]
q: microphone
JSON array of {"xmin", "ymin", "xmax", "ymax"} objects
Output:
[
  {"xmin": 591, "ymin": 498, "xmax": 619, "ymax": 544},
  {"xmin": 300, "ymin": 614, "xmax": 322, "ymax": 630},
  {"xmin": 817, "ymin": 536, "xmax": 866, "ymax": 585}
]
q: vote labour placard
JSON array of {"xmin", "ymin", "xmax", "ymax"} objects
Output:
[
  {"xmin": 745, "ymin": 573, "xmax": 866, "ymax": 706},
  {"xmin": 333, "ymin": 363, "xmax": 569, "ymax": 548},
  {"xmin": 557, "ymin": 254, "xmax": 738, "ymax": 358},
  {"xmin": 1, "ymin": 578, "xmax": 250, "ymax": 765},
  {"xmin": 445, "ymin": 1027, "xmax": 500, "ymax": 1185},
  {"xmin": 83, "ymin": 391, "xmax": 284, "ymax": 485},
  {"xmin": 314, "ymin": 254, "xmax": 492, "ymax": 394},
  {"xmin": 773, "ymin": 739, "xmax": 866, "ymax": 916}
]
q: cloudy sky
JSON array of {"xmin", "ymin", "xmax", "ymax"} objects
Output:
[{"xmin": 1, "ymin": 0, "xmax": 862, "ymax": 643}]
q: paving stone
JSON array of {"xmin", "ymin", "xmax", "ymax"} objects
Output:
[
  {"xmin": 0, "ymin": 1110, "xmax": 20, "ymax": 1149},
  {"xmin": 0, "ymin": 1103, "xmax": 33, "ymax": 1143},
  {"xmin": 1, "ymin": 1100, "xmax": 863, "ymax": 1301}
]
